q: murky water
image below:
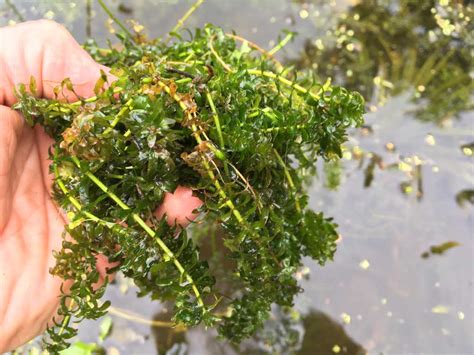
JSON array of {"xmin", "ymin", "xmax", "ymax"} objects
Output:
[{"xmin": 1, "ymin": 0, "xmax": 472, "ymax": 354}]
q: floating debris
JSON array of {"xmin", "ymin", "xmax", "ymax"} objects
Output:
[
  {"xmin": 43, "ymin": 10, "xmax": 55, "ymax": 20},
  {"xmin": 441, "ymin": 328, "xmax": 451, "ymax": 336},
  {"xmin": 460, "ymin": 142, "xmax": 474, "ymax": 157},
  {"xmin": 360, "ymin": 124, "xmax": 373, "ymax": 135},
  {"xmin": 340, "ymin": 312, "xmax": 351, "ymax": 324},
  {"xmin": 425, "ymin": 134, "xmax": 436, "ymax": 146},
  {"xmin": 422, "ymin": 241, "xmax": 461, "ymax": 258},
  {"xmin": 455, "ymin": 189, "xmax": 474, "ymax": 208},
  {"xmin": 385, "ymin": 142, "xmax": 396, "ymax": 152},
  {"xmin": 299, "ymin": 9, "xmax": 309, "ymax": 19},
  {"xmin": 364, "ymin": 154, "xmax": 382, "ymax": 188},
  {"xmin": 431, "ymin": 305, "xmax": 450, "ymax": 314},
  {"xmin": 295, "ymin": 266, "xmax": 311, "ymax": 280},
  {"xmin": 359, "ymin": 259, "xmax": 370, "ymax": 270},
  {"xmin": 118, "ymin": 3, "xmax": 133, "ymax": 14}
]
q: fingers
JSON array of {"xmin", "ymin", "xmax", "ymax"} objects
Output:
[
  {"xmin": 0, "ymin": 20, "xmax": 113, "ymax": 106},
  {"xmin": 155, "ymin": 186, "xmax": 203, "ymax": 226}
]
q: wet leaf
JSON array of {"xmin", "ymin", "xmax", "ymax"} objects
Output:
[{"xmin": 14, "ymin": 16, "xmax": 364, "ymax": 351}]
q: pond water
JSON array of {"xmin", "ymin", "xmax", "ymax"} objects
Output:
[{"xmin": 1, "ymin": 0, "xmax": 472, "ymax": 354}]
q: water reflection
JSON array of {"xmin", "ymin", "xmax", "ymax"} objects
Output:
[
  {"xmin": 2, "ymin": 0, "xmax": 473, "ymax": 354},
  {"xmin": 295, "ymin": 0, "xmax": 472, "ymax": 124},
  {"xmin": 150, "ymin": 307, "xmax": 366, "ymax": 355}
]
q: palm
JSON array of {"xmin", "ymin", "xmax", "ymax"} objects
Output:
[
  {"xmin": 0, "ymin": 20, "xmax": 202, "ymax": 351},
  {"xmin": 0, "ymin": 112, "xmax": 65, "ymax": 349}
]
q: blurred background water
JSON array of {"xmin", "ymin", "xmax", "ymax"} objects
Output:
[{"xmin": 1, "ymin": 0, "xmax": 472, "ymax": 354}]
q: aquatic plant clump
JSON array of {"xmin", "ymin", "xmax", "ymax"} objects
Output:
[{"xmin": 15, "ymin": 24, "xmax": 364, "ymax": 350}]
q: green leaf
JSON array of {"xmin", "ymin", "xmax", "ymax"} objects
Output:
[{"xmin": 98, "ymin": 316, "xmax": 113, "ymax": 342}]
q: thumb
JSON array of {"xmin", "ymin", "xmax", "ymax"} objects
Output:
[{"xmin": 0, "ymin": 20, "xmax": 113, "ymax": 106}]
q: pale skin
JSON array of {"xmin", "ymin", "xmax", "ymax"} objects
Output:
[{"xmin": 0, "ymin": 20, "xmax": 202, "ymax": 352}]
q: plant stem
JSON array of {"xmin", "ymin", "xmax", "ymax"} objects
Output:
[
  {"xmin": 70, "ymin": 87, "xmax": 124, "ymax": 106},
  {"xmin": 86, "ymin": 0, "xmax": 92, "ymax": 38},
  {"xmin": 247, "ymin": 69, "xmax": 326, "ymax": 100},
  {"xmin": 5, "ymin": 0, "xmax": 24, "ymax": 21},
  {"xmin": 108, "ymin": 306, "xmax": 186, "ymax": 330},
  {"xmin": 157, "ymin": 80, "xmax": 282, "ymax": 268},
  {"xmin": 273, "ymin": 149, "xmax": 301, "ymax": 212},
  {"xmin": 53, "ymin": 163, "xmax": 115, "ymax": 228},
  {"xmin": 168, "ymin": 0, "xmax": 205, "ymax": 39},
  {"xmin": 225, "ymin": 33, "xmax": 283, "ymax": 70},
  {"xmin": 69, "ymin": 156, "xmax": 205, "ymax": 308},
  {"xmin": 205, "ymin": 90, "xmax": 229, "ymax": 175},
  {"xmin": 205, "ymin": 91, "xmax": 225, "ymax": 149},
  {"xmin": 103, "ymin": 98, "xmax": 133, "ymax": 134},
  {"xmin": 207, "ymin": 38, "xmax": 327, "ymax": 100},
  {"xmin": 209, "ymin": 35, "xmax": 233, "ymax": 72},
  {"xmin": 263, "ymin": 124, "xmax": 307, "ymax": 133},
  {"xmin": 97, "ymin": 0, "xmax": 134, "ymax": 41},
  {"xmin": 268, "ymin": 32, "xmax": 294, "ymax": 56},
  {"xmin": 157, "ymin": 80, "xmax": 246, "ymax": 226},
  {"xmin": 57, "ymin": 301, "xmax": 74, "ymax": 337}
]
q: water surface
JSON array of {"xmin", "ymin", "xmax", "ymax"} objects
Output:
[{"xmin": 1, "ymin": 0, "xmax": 472, "ymax": 354}]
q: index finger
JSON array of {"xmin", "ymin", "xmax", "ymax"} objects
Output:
[{"xmin": 0, "ymin": 20, "xmax": 113, "ymax": 106}]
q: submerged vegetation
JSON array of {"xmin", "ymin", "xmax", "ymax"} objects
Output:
[
  {"xmin": 296, "ymin": 0, "xmax": 473, "ymax": 124},
  {"xmin": 13, "ymin": 1, "xmax": 364, "ymax": 351}
]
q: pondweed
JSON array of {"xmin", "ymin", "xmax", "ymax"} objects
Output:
[{"xmin": 14, "ymin": 4, "xmax": 364, "ymax": 350}]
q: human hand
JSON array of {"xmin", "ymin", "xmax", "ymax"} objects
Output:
[{"xmin": 0, "ymin": 20, "xmax": 202, "ymax": 352}]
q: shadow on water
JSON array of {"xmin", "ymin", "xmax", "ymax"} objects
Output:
[
  {"xmin": 149, "ymin": 307, "xmax": 365, "ymax": 355},
  {"xmin": 2, "ymin": 0, "xmax": 472, "ymax": 354}
]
